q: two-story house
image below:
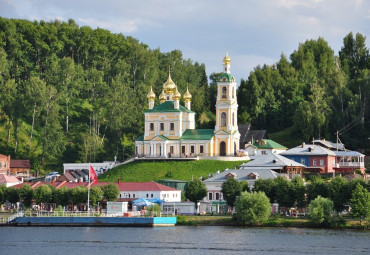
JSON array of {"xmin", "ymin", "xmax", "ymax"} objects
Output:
[{"xmin": 281, "ymin": 143, "xmax": 336, "ymax": 173}]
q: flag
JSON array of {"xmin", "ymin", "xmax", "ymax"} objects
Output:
[{"xmin": 89, "ymin": 165, "xmax": 98, "ymax": 184}]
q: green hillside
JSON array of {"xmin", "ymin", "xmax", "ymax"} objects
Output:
[
  {"xmin": 98, "ymin": 160, "xmax": 246, "ymax": 182},
  {"xmin": 269, "ymin": 127, "xmax": 303, "ymax": 149}
]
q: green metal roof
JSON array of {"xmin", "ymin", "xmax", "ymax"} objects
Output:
[
  {"xmin": 136, "ymin": 134, "xmax": 144, "ymax": 141},
  {"xmin": 180, "ymin": 129, "xmax": 214, "ymax": 140},
  {"xmin": 145, "ymin": 101, "xmax": 194, "ymax": 113},
  {"xmin": 253, "ymin": 139, "xmax": 287, "ymax": 149},
  {"xmin": 219, "ymin": 73, "xmax": 234, "ymax": 82},
  {"xmin": 153, "ymin": 135, "xmax": 169, "ymax": 140}
]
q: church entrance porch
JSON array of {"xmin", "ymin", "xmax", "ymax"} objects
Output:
[{"xmin": 220, "ymin": 141, "xmax": 226, "ymax": 156}]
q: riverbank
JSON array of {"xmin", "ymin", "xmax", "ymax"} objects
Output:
[{"xmin": 176, "ymin": 215, "xmax": 370, "ymax": 230}]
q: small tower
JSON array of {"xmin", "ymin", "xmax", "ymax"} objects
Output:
[
  {"xmin": 214, "ymin": 52, "xmax": 240, "ymax": 156},
  {"xmin": 159, "ymin": 89, "xmax": 166, "ymax": 104},
  {"xmin": 147, "ymin": 86, "xmax": 156, "ymax": 110},
  {"xmin": 173, "ymin": 88, "xmax": 181, "ymax": 109},
  {"xmin": 183, "ymin": 87, "xmax": 192, "ymax": 110},
  {"xmin": 223, "ymin": 52, "xmax": 231, "ymax": 74}
]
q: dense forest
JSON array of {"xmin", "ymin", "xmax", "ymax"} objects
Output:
[{"xmin": 0, "ymin": 18, "xmax": 369, "ymax": 172}]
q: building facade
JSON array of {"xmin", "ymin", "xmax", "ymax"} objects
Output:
[{"xmin": 135, "ymin": 54, "xmax": 240, "ymax": 157}]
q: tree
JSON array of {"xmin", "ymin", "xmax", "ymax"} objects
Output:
[
  {"xmin": 55, "ymin": 186, "xmax": 71, "ymax": 206},
  {"xmin": 34, "ymin": 185, "xmax": 52, "ymax": 204},
  {"xmin": 71, "ymin": 186, "xmax": 87, "ymax": 204},
  {"xmin": 221, "ymin": 178, "xmax": 242, "ymax": 210},
  {"xmin": 240, "ymin": 180, "xmax": 250, "ymax": 193},
  {"xmin": 234, "ymin": 191, "xmax": 271, "ymax": 226},
  {"xmin": 184, "ymin": 179, "xmax": 207, "ymax": 213},
  {"xmin": 0, "ymin": 185, "xmax": 6, "ymax": 203},
  {"xmin": 308, "ymin": 196, "xmax": 334, "ymax": 226},
  {"xmin": 328, "ymin": 177, "xmax": 350, "ymax": 213},
  {"xmin": 19, "ymin": 184, "xmax": 33, "ymax": 208},
  {"xmin": 307, "ymin": 177, "xmax": 328, "ymax": 202},
  {"xmin": 102, "ymin": 183, "xmax": 119, "ymax": 201},
  {"xmin": 90, "ymin": 186, "xmax": 103, "ymax": 205},
  {"xmin": 349, "ymin": 183, "xmax": 370, "ymax": 224},
  {"xmin": 253, "ymin": 178, "xmax": 275, "ymax": 203},
  {"xmin": 290, "ymin": 176, "xmax": 306, "ymax": 209},
  {"xmin": 273, "ymin": 176, "xmax": 294, "ymax": 210},
  {"xmin": 339, "ymin": 32, "xmax": 369, "ymax": 79},
  {"xmin": 5, "ymin": 187, "xmax": 19, "ymax": 204}
]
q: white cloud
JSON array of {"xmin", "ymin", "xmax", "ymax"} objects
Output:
[{"xmin": 77, "ymin": 18, "xmax": 140, "ymax": 33}]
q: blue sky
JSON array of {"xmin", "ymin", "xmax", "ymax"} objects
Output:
[{"xmin": 1, "ymin": 0, "xmax": 369, "ymax": 83}]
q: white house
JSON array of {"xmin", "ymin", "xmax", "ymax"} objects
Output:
[
  {"xmin": 105, "ymin": 181, "xmax": 182, "ymax": 202},
  {"xmin": 244, "ymin": 139, "xmax": 287, "ymax": 156}
]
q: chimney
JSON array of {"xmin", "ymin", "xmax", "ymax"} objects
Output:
[
  {"xmin": 118, "ymin": 178, "xmax": 121, "ymax": 184},
  {"xmin": 302, "ymin": 142, "xmax": 305, "ymax": 148}
]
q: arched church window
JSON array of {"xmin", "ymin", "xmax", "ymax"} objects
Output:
[
  {"xmin": 222, "ymin": 87, "xmax": 227, "ymax": 98},
  {"xmin": 221, "ymin": 112, "xmax": 226, "ymax": 127},
  {"xmin": 232, "ymin": 113, "xmax": 235, "ymax": 126},
  {"xmin": 232, "ymin": 88, "xmax": 235, "ymax": 99}
]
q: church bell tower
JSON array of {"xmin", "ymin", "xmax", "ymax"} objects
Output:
[{"xmin": 214, "ymin": 53, "xmax": 240, "ymax": 156}]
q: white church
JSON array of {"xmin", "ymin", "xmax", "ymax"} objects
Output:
[{"xmin": 135, "ymin": 53, "xmax": 241, "ymax": 158}]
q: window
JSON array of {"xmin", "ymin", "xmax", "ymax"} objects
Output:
[
  {"xmin": 160, "ymin": 123, "xmax": 164, "ymax": 131},
  {"xmin": 182, "ymin": 146, "xmax": 186, "ymax": 154},
  {"xmin": 146, "ymin": 194, "xmax": 149, "ymax": 198},
  {"xmin": 221, "ymin": 112, "xmax": 227, "ymax": 127},
  {"xmin": 261, "ymin": 151, "xmax": 267, "ymax": 155},
  {"xmin": 170, "ymin": 123, "xmax": 175, "ymax": 131},
  {"xmin": 215, "ymin": 193, "xmax": 220, "ymax": 200},
  {"xmin": 151, "ymin": 194, "xmax": 153, "ymax": 198},
  {"xmin": 222, "ymin": 87, "xmax": 227, "ymax": 98},
  {"xmin": 232, "ymin": 113, "xmax": 235, "ymax": 126},
  {"xmin": 208, "ymin": 193, "xmax": 213, "ymax": 200},
  {"xmin": 191, "ymin": 146, "xmax": 195, "ymax": 154},
  {"xmin": 320, "ymin": 159, "xmax": 324, "ymax": 166},
  {"xmin": 200, "ymin": 145, "xmax": 204, "ymax": 154},
  {"xmin": 332, "ymin": 159, "xmax": 336, "ymax": 166},
  {"xmin": 133, "ymin": 194, "xmax": 135, "ymax": 198},
  {"xmin": 150, "ymin": 123, "xmax": 154, "ymax": 131},
  {"xmin": 170, "ymin": 146, "xmax": 174, "ymax": 154},
  {"xmin": 232, "ymin": 88, "xmax": 235, "ymax": 99},
  {"xmin": 301, "ymin": 159, "xmax": 305, "ymax": 165},
  {"xmin": 313, "ymin": 159, "xmax": 317, "ymax": 166}
]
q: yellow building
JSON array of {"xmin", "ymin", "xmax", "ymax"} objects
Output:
[{"xmin": 135, "ymin": 54, "xmax": 240, "ymax": 157}]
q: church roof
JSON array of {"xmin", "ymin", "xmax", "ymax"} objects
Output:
[
  {"xmin": 145, "ymin": 101, "xmax": 194, "ymax": 113},
  {"xmin": 180, "ymin": 129, "xmax": 214, "ymax": 140},
  {"xmin": 219, "ymin": 73, "xmax": 235, "ymax": 82}
]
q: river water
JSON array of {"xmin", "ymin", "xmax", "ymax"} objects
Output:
[{"xmin": 0, "ymin": 226, "xmax": 369, "ymax": 255}]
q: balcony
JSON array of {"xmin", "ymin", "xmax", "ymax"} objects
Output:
[{"xmin": 337, "ymin": 162, "xmax": 364, "ymax": 168}]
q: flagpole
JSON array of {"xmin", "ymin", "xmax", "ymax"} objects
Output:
[{"xmin": 87, "ymin": 164, "xmax": 91, "ymax": 216}]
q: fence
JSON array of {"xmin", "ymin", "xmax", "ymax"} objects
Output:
[{"xmin": 1, "ymin": 209, "xmax": 173, "ymax": 219}]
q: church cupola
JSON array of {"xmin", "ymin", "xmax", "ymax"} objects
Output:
[
  {"xmin": 159, "ymin": 89, "xmax": 166, "ymax": 104},
  {"xmin": 173, "ymin": 88, "xmax": 181, "ymax": 109},
  {"xmin": 163, "ymin": 71, "xmax": 177, "ymax": 100},
  {"xmin": 223, "ymin": 52, "xmax": 231, "ymax": 74},
  {"xmin": 183, "ymin": 86, "xmax": 192, "ymax": 110},
  {"xmin": 147, "ymin": 86, "xmax": 156, "ymax": 109}
]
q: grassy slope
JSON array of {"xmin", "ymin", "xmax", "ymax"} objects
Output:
[
  {"xmin": 269, "ymin": 126, "xmax": 304, "ymax": 149},
  {"xmin": 98, "ymin": 160, "xmax": 246, "ymax": 182}
]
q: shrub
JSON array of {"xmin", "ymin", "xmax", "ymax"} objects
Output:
[
  {"xmin": 309, "ymin": 196, "xmax": 334, "ymax": 226},
  {"xmin": 233, "ymin": 191, "xmax": 271, "ymax": 226}
]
